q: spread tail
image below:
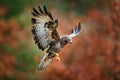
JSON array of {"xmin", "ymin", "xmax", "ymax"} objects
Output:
[{"xmin": 37, "ymin": 53, "xmax": 53, "ymax": 71}]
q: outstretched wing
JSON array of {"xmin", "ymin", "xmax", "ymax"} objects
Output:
[
  {"xmin": 70, "ymin": 23, "xmax": 81, "ymax": 37},
  {"xmin": 31, "ymin": 5, "xmax": 60, "ymax": 51}
]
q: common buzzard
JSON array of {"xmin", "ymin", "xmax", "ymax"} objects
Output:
[{"xmin": 31, "ymin": 5, "xmax": 81, "ymax": 71}]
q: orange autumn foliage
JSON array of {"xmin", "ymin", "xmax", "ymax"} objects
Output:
[
  {"xmin": 0, "ymin": 19, "xmax": 26, "ymax": 48},
  {"xmin": 0, "ymin": 0, "xmax": 120, "ymax": 80},
  {"xmin": 0, "ymin": 19, "xmax": 26, "ymax": 79},
  {"xmin": 43, "ymin": 0, "xmax": 120, "ymax": 80}
]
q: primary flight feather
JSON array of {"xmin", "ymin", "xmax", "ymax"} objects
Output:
[{"xmin": 31, "ymin": 5, "xmax": 81, "ymax": 71}]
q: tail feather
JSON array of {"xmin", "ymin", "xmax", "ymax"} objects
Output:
[{"xmin": 37, "ymin": 53, "xmax": 53, "ymax": 71}]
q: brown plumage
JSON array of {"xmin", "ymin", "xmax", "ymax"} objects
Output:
[
  {"xmin": 31, "ymin": 5, "xmax": 59, "ymax": 51},
  {"xmin": 31, "ymin": 5, "xmax": 81, "ymax": 71}
]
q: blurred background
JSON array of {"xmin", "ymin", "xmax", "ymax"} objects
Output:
[{"xmin": 0, "ymin": 0, "xmax": 120, "ymax": 80}]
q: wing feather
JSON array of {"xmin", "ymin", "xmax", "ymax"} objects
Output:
[
  {"xmin": 31, "ymin": 12, "xmax": 36, "ymax": 16},
  {"xmin": 31, "ymin": 5, "xmax": 60, "ymax": 51},
  {"xmin": 33, "ymin": 7, "xmax": 40, "ymax": 15},
  {"xmin": 48, "ymin": 12, "xmax": 54, "ymax": 20},
  {"xmin": 43, "ymin": 5, "xmax": 48, "ymax": 15}
]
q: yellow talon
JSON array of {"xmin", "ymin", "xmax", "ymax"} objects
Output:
[{"xmin": 55, "ymin": 53, "xmax": 60, "ymax": 61}]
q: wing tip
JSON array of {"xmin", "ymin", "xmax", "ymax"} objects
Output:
[
  {"xmin": 43, "ymin": 5, "xmax": 48, "ymax": 14},
  {"xmin": 71, "ymin": 23, "xmax": 81, "ymax": 33},
  {"xmin": 31, "ymin": 5, "xmax": 54, "ymax": 20},
  {"xmin": 31, "ymin": 12, "xmax": 36, "ymax": 16},
  {"xmin": 33, "ymin": 7, "xmax": 40, "ymax": 15},
  {"xmin": 38, "ymin": 5, "xmax": 44, "ymax": 14},
  {"xmin": 78, "ymin": 22, "xmax": 81, "ymax": 32}
]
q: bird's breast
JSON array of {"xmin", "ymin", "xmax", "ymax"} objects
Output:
[{"xmin": 54, "ymin": 43, "xmax": 61, "ymax": 53}]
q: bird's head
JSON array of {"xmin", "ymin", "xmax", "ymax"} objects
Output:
[
  {"xmin": 60, "ymin": 23, "xmax": 81, "ymax": 46},
  {"xmin": 67, "ymin": 36, "xmax": 72, "ymax": 44}
]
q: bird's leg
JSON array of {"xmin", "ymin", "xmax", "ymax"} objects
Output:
[{"xmin": 54, "ymin": 53, "xmax": 60, "ymax": 61}]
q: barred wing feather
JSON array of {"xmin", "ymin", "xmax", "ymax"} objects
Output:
[{"xmin": 31, "ymin": 5, "xmax": 60, "ymax": 51}]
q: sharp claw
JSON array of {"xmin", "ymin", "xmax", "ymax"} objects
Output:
[{"xmin": 55, "ymin": 53, "xmax": 60, "ymax": 61}]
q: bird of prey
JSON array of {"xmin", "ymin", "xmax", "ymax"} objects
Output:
[{"xmin": 31, "ymin": 5, "xmax": 81, "ymax": 71}]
